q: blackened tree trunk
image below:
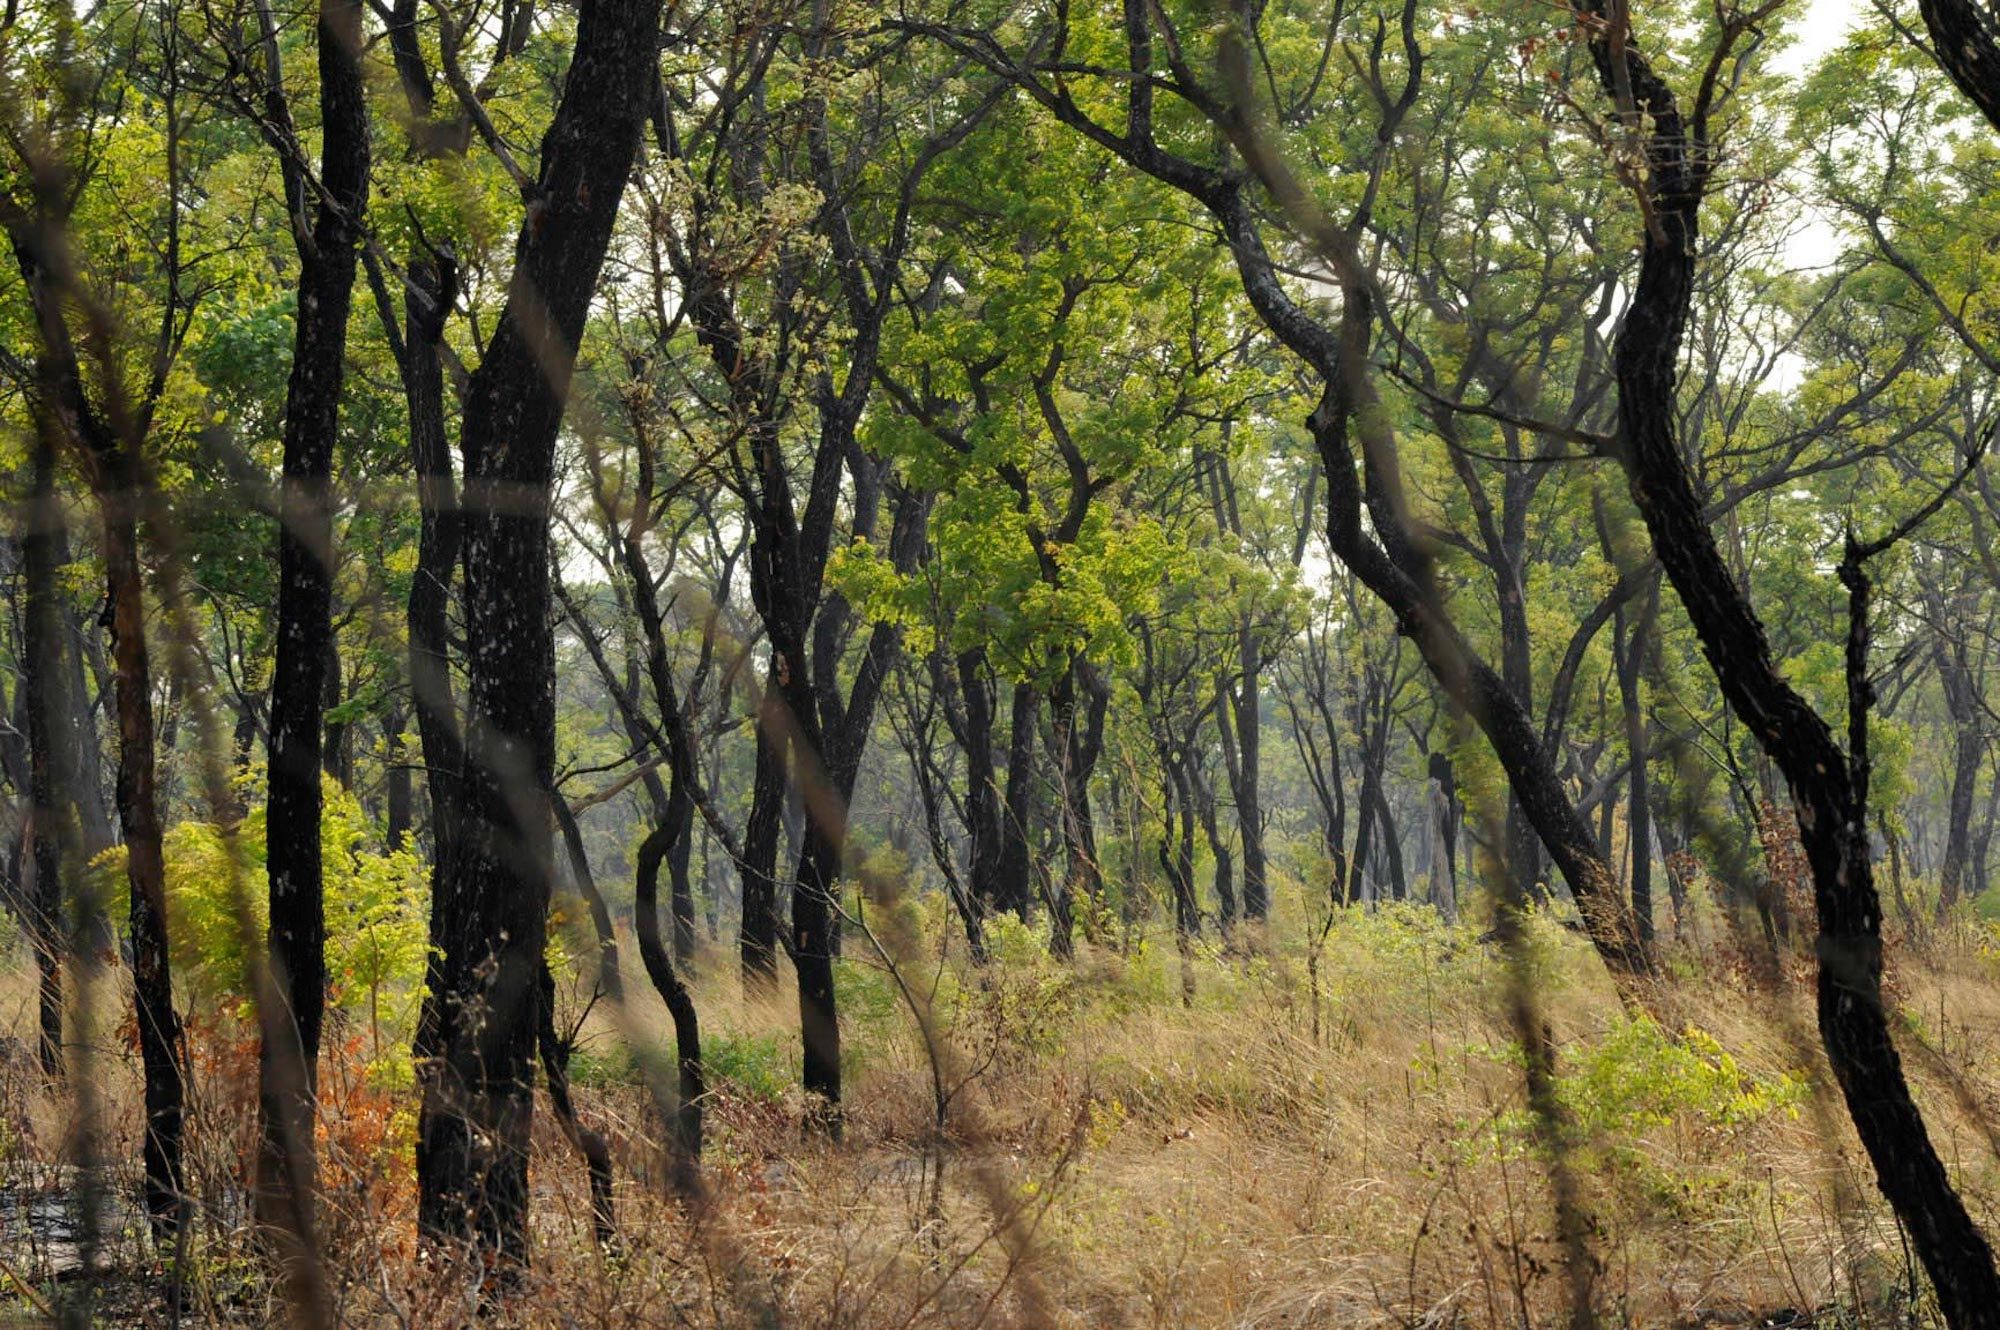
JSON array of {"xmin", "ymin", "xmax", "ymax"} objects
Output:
[
  {"xmin": 635, "ymin": 821, "xmax": 705, "ymax": 1194},
  {"xmin": 1048, "ymin": 659, "xmax": 1106, "ymax": 955},
  {"xmin": 1428, "ymin": 751, "xmax": 1460, "ymax": 915},
  {"xmin": 416, "ymin": 0, "xmax": 663, "ymax": 1262},
  {"xmin": 1215, "ymin": 650, "xmax": 1267, "ymax": 919},
  {"xmin": 1194, "ymin": 754, "xmax": 1237, "ymax": 930},
  {"xmin": 739, "ymin": 696, "xmax": 785, "ymax": 983},
  {"xmin": 1587, "ymin": 11, "xmax": 2000, "ymax": 1323},
  {"xmin": 385, "ymin": 705, "xmax": 413, "ymax": 851},
  {"xmin": 99, "ymin": 432, "xmax": 184, "ymax": 1237},
  {"xmin": 669, "ymin": 792, "xmax": 699, "ymax": 961},
  {"xmin": 998, "ymin": 681, "xmax": 1040, "ymax": 918},
  {"xmin": 319, "ymin": 648, "xmax": 350, "ymax": 784},
  {"xmin": 1918, "ymin": 0, "xmax": 2000, "ymax": 137},
  {"xmin": 948, "ymin": 648, "xmax": 1007, "ymax": 919},
  {"xmin": 1369, "ymin": 771, "xmax": 1407, "ymax": 903},
  {"xmin": 259, "ymin": 0, "xmax": 370, "ymax": 1247},
  {"xmin": 1158, "ymin": 749, "xmax": 1200, "ymax": 939}
]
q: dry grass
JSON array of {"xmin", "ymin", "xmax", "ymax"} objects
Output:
[{"xmin": 3, "ymin": 893, "xmax": 1999, "ymax": 1328}]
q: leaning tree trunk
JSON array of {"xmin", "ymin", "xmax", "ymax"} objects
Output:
[
  {"xmin": 259, "ymin": 0, "xmax": 370, "ymax": 1247},
  {"xmin": 415, "ymin": 0, "xmax": 663, "ymax": 1263},
  {"xmin": 1587, "ymin": 12, "xmax": 2000, "ymax": 1322}
]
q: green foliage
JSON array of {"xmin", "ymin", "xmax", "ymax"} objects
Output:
[
  {"xmin": 1562, "ymin": 1018, "xmax": 1808, "ymax": 1138},
  {"xmin": 1468, "ymin": 1015, "xmax": 1808, "ymax": 1215},
  {"xmin": 93, "ymin": 778, "xmax": 429, "ymax": 1028},
  {"xmin": 704, "ymin": 1032, "xmax": 794, "ymax": 1103}
]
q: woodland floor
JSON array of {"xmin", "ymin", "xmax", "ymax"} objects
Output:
[{"xmin": 2, "ymin": 895, "xmax": 1997, "ymax": 1328}]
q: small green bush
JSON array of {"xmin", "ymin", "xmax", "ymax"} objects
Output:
[
  {"xmin": 706, "ymin": 1032, "xmax": 793, "ymax": 1102},
  {"xmin": 92, "ymin": 778, "xmax": 430, "ymax": 1047}
]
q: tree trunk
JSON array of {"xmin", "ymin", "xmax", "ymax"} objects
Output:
[
  {"xmin": 1935, "ymin": 634, "xmax": 1981, "ymax": 918},
  {"xmin": 1370, "ymin": 775, "xmax": 1407, "ymax": 903},
  {"xmin": 385, "ymin": 706, "xmax": 413, "ymax": 852},
  {"xmin": 739, "ymin": 701, "xmax": 784, "ymax": 984},
  {"xmin": 1048, "ymin": 660, "xmax": 1104, "ymax": 956},
  {"xmin": 416, "ymin": 0, "xmax": 662, "ymax": 1263},
  {"xmin": 952, "ymin": 648, "xmax": 1005, "ymax": 919},
  {"xmin": 102, "ymin": 455, "xmax": 184, "ymax": 1237},
  {"xmin": 1586, "ymin": 14, "xmax": 2000, "ymax": 1320},
  {"xmin": 998, "ymin": 682, "xmax": 1040, "ymax": 919},
  {"xmin": 21, "ymin": 410, "xmax": 79, "ymax": 1080},
  {"xmin": 1428, "ymin": 751, "xmax": 1460, "ymax": 916},
  {"xmin": 635, "ymin": 822, "xmax": 704, "ymax": 1194},
  {"xmin": 1616, "ymin": 581, "xmax": 1659, "ymax": 947},
  {"xmin": 259, "ymin": 0, "xmax": 370, "ymax": 1247},
  {"xmin": 1223, "ymin": 649, "xmax": 1268, "ymax": 919},
  {"xmin": 1196, "ymin": 757, "xmax": 1236, "ymax": 931}
]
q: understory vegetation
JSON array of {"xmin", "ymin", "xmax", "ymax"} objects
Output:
[{"xmin": 9, "ymin": 887, "xmax": 2000, "ymax": 1325}]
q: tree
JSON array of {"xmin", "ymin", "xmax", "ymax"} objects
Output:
[
  {"xmin": 1576, "ymin": 2, "xmax": 2000, "ymax": 1319},
  {"xmin": 228, "ymin": 0, "xmax": 372, "ymax": 1252},
  {"xmin": 414, "ymin": 0, "xmax": 664, "ymax": 1262},
  {"xmin": 2, "ymin": 4, "xmax": 198, "ymax": 1236}
]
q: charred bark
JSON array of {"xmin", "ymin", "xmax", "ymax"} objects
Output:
[
  {"xmin": 415, "ymin": 0, "xmax": 662, "ymax": 1262},
  {"xmin": 1586, "ymin": 11, "xmax": 2000, "ymax": 1322},
  {"xmin": 259, "ymin": 0, "xmax": 371, "ymax": 1246},
  {"xmin": 635, "ymin": 823, "xmax": 705, "ymax": 1194}
]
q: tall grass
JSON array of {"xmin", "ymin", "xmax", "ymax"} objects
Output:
[{"xmin": 4, "ymin": 886, "xmax": 1998, "ymax": 1327}]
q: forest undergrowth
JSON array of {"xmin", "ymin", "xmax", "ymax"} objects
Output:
[{"xmin": 4, "ymin": 885, "xmax": 1997, "ymax": 1329}]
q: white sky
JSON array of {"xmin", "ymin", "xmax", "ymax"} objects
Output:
[{"xmin": 1770, "ymin": 0, "xmax": 1867, "ymax": 77}]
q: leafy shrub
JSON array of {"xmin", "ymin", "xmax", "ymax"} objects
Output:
[
  {"xmin": 1468, "ymin": 1015, "xmax": 1807, "ymax": 1213},
  {"xmin": 1562, "ymin": 1017, "xmax": 1807, "ymax": 1138},
  {"xmin": 93, "ymin": 777, "xmax": 430, "ymax": 1047},
  {"xmin": 567, "ymin": 1039, "xmax": 639, "ymax": 1090},
  {"xmin": 705, "ymin": 1032, "xmax": 793, "ymax": 1102}
]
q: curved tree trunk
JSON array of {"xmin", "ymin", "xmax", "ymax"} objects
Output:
[
  {"xmin": 1585, "ymin": 12, "xmax": 2000, "ymax": 1322},
  {"xmin": 635, "ymin": 823, "xmax": 705, "ymax": 1196}
]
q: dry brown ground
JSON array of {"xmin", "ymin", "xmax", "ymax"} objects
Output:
[{"xmin": 3, "ymin": 895, "xmax": 1997, "ymax": 1328}]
